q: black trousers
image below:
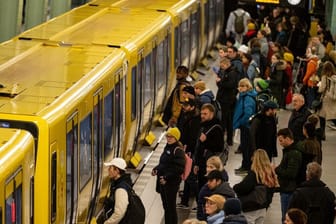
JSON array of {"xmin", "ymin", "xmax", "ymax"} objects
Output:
[
  {"xmin": 159, "ymin": 180, "xmax": 180, "ymax": 224},
  {"xmin": 221, "ymin": 103, "xmax": 235, "ymax": 145},
  {"xmin": 240, "ymin": 126, "xmax": 252, "ymax": 170}
]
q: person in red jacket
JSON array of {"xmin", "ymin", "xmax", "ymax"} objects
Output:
[{"xmin": 302, "ymin": 48, "xmax": 319, "ymax": 109}]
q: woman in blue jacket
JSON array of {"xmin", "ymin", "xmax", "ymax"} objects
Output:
[{"xmin": 233, "ymin": 78, "xmax": 257, "ymax": 173}]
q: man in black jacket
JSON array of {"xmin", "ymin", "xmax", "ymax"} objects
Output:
[
  {"xmin": 288, "ymin": 162, "xmax": 336, "ymax": 224},
  {"xmin": 216, "ymin": 57, "xmax": 239, "ymax": 146},
  {"xmin": 250, "ymin": 100, "xmax": 278, "ymax": 161}
]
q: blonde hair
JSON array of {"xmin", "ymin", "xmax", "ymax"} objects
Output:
[
  {"xmin": 251, "ymin": 149, "xmax": 279, "ymax": 188},
  {"xmin": 238, "ymin": 78, "xmax": 253, "ymax": 91},
  {"xmin": 182, "ymin": 219, "xmax": 207, "ymax": 224},
  {"xmin": 206, "ymin": 156, "xmax": 224, "ymax": 171}
]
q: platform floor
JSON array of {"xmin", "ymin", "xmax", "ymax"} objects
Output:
[{"xmin": 132, "ymin": 63, "xmax": 336, "ymax": 224}]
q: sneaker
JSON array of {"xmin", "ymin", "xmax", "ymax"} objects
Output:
[
  {"xmin": 176, "ymin": 203, "xmax": 189, "ymax": 209},
  {"xmin": 327, "ymin": 123, "xmax": 336, "ymax": 130},
  {"xmin": 234, "ymin": 167, "xmax": 248, "ymax": 174}
]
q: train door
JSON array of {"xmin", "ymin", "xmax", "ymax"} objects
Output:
[
  {"xmin": 207, "ymin": 0, "xmax": 216, "ymax": 51},
  {"xmin": 189, "ymin": 6, "xmax": 201, "ymax": 71},
  {"xmin": 214, "ymin": 0, "xmax": 224, "ymax": 42},
  {"xmin": 181, "ymin": 18, "xmax": 191, "ymax": 67},
  {"xmin": 66, "ymin": 113, "xmax": 79, "ymax": 224},
  {"xmin": 88, "ymin": 89, "xmax": 104, "ymax": 220},
  {"xmin": 5, "ymin": 169, "xmax": 23, "ymax": 224},
  {"xmin": 142, "ymin": 50, "xmax": 154, "ymax": 130}
]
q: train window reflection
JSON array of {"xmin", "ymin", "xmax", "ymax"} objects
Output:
[
  {"xmin": 5, "ymin": 184, "xmax": 22, "ymax": 224},
  {"xmin": 79, "ymin": 114, "xmax": 92, "ymax": 191}
]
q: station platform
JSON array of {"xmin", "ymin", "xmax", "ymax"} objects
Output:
[{"xmin": 132, "ymin": 62, "xmax": 336, "ymax": 224}]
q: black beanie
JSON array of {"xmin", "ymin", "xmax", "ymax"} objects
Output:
[{"xmin": 224, "ymin": 198, "xmax": 242, "ymax": 215}]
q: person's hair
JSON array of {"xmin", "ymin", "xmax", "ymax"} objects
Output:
[
  {"xmin": 238, "ymin": 78, "xmax": 253, "ymax": 91},
  {"xmin": 277, "ymin": 128, "xmax": 294, "ymax": 140},
  {"xmin": 242, "ymin": 53, "xmax": 252, "ymax": 62},
  {"xmin": 303, "ymin": 122, "xmax": 316, "ymax": 138},
  {"xmin": 176, "ymin": 65, "xmax": 189, "ymax": 76},
  {"xmin": 293, "ymin": 93, "xmax": 305, "ymax": 104},
  {"xmin": 259, "ymin": 29, "xmax": 267, "ymax": 37},
  {"xmin": 272, "ymin": 52, "xmax": 282, "ymax": 60},
  {"xmin": 228, "ymin": 46, "xmax": 238, "ymax": 53},
  {"xmin": 306, "ymin": 162, "xmax": 322, "ymax": 180},
  {"xmin": 249, "ymin": 38, "xmax": 261, "ymax": 48},
  {"xmin": 182, "ymin": 219, "xmax": 207, "ymax": 224},
  {"xmin": 251, "ymin": 149, "xmax": 279, "ymax": 187},
  {"xmin": 321, "ymin": 61, "xmax": 335, "ymax": 77},
  {"xmin": 201, "ymin": 103, "xmax": 215, "ymax": 113},
  {"xmin": 286, "ymin": 208, "xmax": 308, "ymax": 224},
  {"xmin": 307, "ymin": 114, "xmax": 319, "ymax": 127},
  {"xmin": 206, "ymin": 156, "xmax": 224, "ymax": 171},
  {"xmin": 220, "ymin": 57, "xmax": 231, "ymax": 65}
]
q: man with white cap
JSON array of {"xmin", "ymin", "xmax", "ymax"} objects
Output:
[{"xmin": 103, "ymin": 157, "xmax": 132, "ymax": 224}]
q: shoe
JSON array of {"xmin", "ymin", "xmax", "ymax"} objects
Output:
[
  {"xmin": 234, "ymin": 149, "xmax": 241, "ymax": 154},
  {"xmin": 190, "ymin": 207, "xmax": 197, "ymax": 213},
  {"xmin": 327, "ymin": 123, "xmax": 336, "ymax": 130},
  {"xmin": 176, "ymin": 203, "xmax": 189, "ymax": 209}
]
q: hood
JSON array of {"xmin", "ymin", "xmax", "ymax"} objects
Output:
[
  {"xmin": 213, "ymin": 182, "xmax": 236, "ymax": 198},
  {"xmin": 276, "ymin": 60, "xmax": 287, "ymax": 70}
]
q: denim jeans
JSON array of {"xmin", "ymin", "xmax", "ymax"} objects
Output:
[{"xmin": 280, "ymin": 192, "xmax": 293, "ymax": 223}]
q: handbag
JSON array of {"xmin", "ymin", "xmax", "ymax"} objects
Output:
[{"xmin": 238, "ymin": 185, "xmax": 268, "ymax": 212}]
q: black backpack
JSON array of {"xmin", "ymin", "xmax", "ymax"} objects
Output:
[
  {"xmin": 234, "ymin": 12, "xmax": 245, "ymax": 34},
  {"xmin": 211, "ymin": 99, "xmax": 222, "ymax": 122},
  {"xmin": 105, "ymin": 182, "xmax": 145, "ymax": 224}
]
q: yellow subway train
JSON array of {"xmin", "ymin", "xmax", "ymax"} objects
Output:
[{"xmin": 0, "ymin": 0, "xmax": 224, "ymax": 223}]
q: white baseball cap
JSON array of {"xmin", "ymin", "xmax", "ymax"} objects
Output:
[{"xmin": 104, "ymin": 158, "xmax": 127, "ymax": 171}]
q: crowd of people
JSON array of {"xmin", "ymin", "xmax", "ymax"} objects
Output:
[{"xmin": 100, "ymin": 4, "xmax": 336, "ymax": 224}]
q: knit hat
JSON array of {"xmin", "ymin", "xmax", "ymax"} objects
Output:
[
  {"xmin": 224, "ymin": 198, "xmax": 242, "ymax": 215},
  {"xmin": 263, "ymin": 100, "xmax": 279, "ymax": 109},
  {"xmin": 283, "ymin": 52, "xmax": 294, "ymax": 65},
  {"xmin": 247, "ymin": 22, "xmax": 256, "ymax": 30},
  {"xmin": 166, "ymin": 127, "xmax": 181, "ymax": 141},
  {"xmin": 104, "ymin": 158, "xmax": 127, "ymax": 171},
  {"xmin": 206, "ymin": 170, "xmax": 223, "ymax": 181},
  {"xmin": 238, "ymin": 45, "xmax": 249, "ymax": 54},
  {"xmin": 257, "ymin": 79, "xmax": 269, "ymax": 90},
  {"xmin": 194, "ymin": 81, "xmax": 206, "ymax": 91},
  {"xmin": 205, "ymin": 194, "xmax": 226, "ymax": 210},
  {"xmin": 182, "ymin": 98, "xmax": 196, "ymax": 107},
  {"xmin": 182, "ymin": 86, "xmax": 195, "ymax": 96},
  {"xmin": 303, "ymin": 122, "xmax": 316, "ymax": 138}
]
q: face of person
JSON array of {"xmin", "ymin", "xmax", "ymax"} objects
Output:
[
  {"xmin": 238, "ymin": 83, "xmax": 249, "ymax": 93},
  {"xmin": 176, "ymin": 72, "xmax": 186, "ymax": 80},
  {"xmin": 220, "ymin": 61, "xmax": 230, "ymax": 70},
  {"xmin": 201, "ymin": 108, "xmax": 214, "ymax": 122},
  {"xmin": 206, "ymin": 164, "xmax": 217, "ymax": 175},
  {"xmin": 227, "ymin": 49, "xmax": 236, "ymax": 59},
  {"xmin": 292, "ymin": 95, "xmax": 304, "ymax": 111},
  {"xmin": 194, "ymin": 87, "xmax": 202, "ymax": 95},
  {"xmin": 207, "ymin": 179, "xmax": 218, "ymax": 190},
  {"xmin": 166, "ymin": 135, "xmax": 177, "ymax": 144},
  {"xmin": 284, "ymin": 213, "xmax": 294, "ymax": 224},
  {"xmin": 205, "ymin": 200, "xmax": 218, "ymax": 215},
  {"xmin": 271, "ymin": 55, "xmax": 278, "ymax": 64},
  {"xmin": 182, "ymin": 91, "xmax": 194, "ymax": 100},
  {"xmin": 108, "ymin": 166, "xmax": 119, "ymax": 180},
  {"xmin": 218, "ymin": 49, "xmax": 227, "ymax": 58},
  {"xmin": 278, "ymin": 135, "xmax": 291, "ymax": 148}
]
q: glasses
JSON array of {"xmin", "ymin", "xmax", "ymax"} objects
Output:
[
  {"xmin": 239, "ymin": 85, "xmax": 247, "ymax": 87},
  {"xmin": 205, "ymin": 200, "xmax": 216, "ymax": 205}
]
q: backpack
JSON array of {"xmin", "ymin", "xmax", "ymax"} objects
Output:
[
  {"xmin": 211, "ymin": 99, "xmax": 222, "ymax": 122},
  {"xmin": 104, "ymin": 182, "xmax": 146, "ymax": 224},
  {"xmin": 327, "ymin": 75, "xmax": 336, "ymax": 100},
  {"xmin": 234, "ymin": 11, "xmax": 245, "ymax": 34},
  {"xmin": 205, "ymin": 124, "xmax": 229, "ymax": 165},
  {"xmin": 174, "ymin": 147, "xmax": 192, "ymax": 180}
]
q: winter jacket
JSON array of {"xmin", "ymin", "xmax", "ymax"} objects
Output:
[
  {"xmin": 233, "ymin": 90, "xmax": 257, "ymax": 129},
  {"xmin": 288, "ymin": 106, "xmax": 311, "ymax": 142},
  {"xmin": 317, "ymin": 74, "xmax": 336, "ymax": 119},
  {"xmin": 222, "ymin": 214, "xmax": 248, "ymax": 224},
  {"xmin": 288, "ymin": 179, "xmax": 336, "ymax": 224},
  {"xmin": 216, "ymin": 66, "xmax": 239, "ymax": 105},
  {"xmin": 268, "ymin": 60, "xmax": 286, "ymax": 104},
  {"xmin": 199, "ymin": 89, "xmax": 215, "ymax": 105},
  {"xmin": 275, "ymin": 143, "xmax": 302, "ymax": 193},
  {"xmin": 303, "ymin": 56, "xmax": 319, "ymax": 87}
]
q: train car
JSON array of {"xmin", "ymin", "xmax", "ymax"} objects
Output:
[
  {"xmin": 0, "ymin": 0, "xmax": 224, "ymax": 223},
  {"xmin": 0, "ymin": 128, "xmax": 35, "ymax": 224}
]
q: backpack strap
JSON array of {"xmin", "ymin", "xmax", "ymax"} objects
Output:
[{"xmin": 205, "ymin": 124, "xmax": 222, "ymax": 135}]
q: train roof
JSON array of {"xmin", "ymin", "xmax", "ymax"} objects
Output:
[{"xmin": 0, "ymin": 44, "xmax": 126, "ymax": 116}]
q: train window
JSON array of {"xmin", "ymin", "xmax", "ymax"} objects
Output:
[
  {"xmin": 66, "ymin": 118, "xmax": 78, "ymax": 224},
  {"xmin": 191, "ymin": 12, "xmax": 199, "ymax": 51},
  {"xmin": 0, "ymin": 207, "xmax": 2, "ymax": 224},
  {"xmin": 51, "ymin": 153, "xmax": 56, "ymax": 222},
  {"xmin": 131, "ymin": 67, "xmax": 137, "ymax": 121},
  {"xmin": 30, "ymin": 177, "xmax": 34, "ymax": 224},
  {"xmin": 174, "ymin": 26, "xmax": 181, "ymax": 67},
  {"xmin": 165, "ymin": 36, "xmax": 171, "ymax": 81},
  {"xmin": 181, "ymin": 20, "xmax": 190, "ymax": 65},
  {"xmin": 104, "ymin": 92, "xmax": 114, "ymax": 157},
  {"xmin": 157, "ymin": 42, "xmax": 165, "ymax": 88},
  {"xmin": 5, "ymin": 182, "xmax": 22, "ymax": 224},
  {"xmin": 79, "ymin": 114, "xmax": 92, "ymax": 191},
  {"xmin": 144, "ymin": 54, "xmax": 152, "ymax": 105}
]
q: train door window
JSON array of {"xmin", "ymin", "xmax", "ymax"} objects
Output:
[
  {"xmin": 93, "ymin": 90, "xmax": 103, "ymax": 188},
  {"xmin": 104, "ymin": 92, "xmax": 114, "ymax": 158},
  {"xmin": 204, "ymin": 1, "xmax": 209, "ymax": 37},
  {"xmin": 165, "ymin": 36, "xmax": 171, "ymax": 81},
  {"xmin": 144, "ymin": 53, "xmax": 152, "ymax": 105},
  {"xmin": 174, "ymin": 26, "xmax": 181, "ymax": 67},
  {"xmin": 66, "ymin": 114, "xmax": 79, "ymax": 224},
  {"xmin": 114, "ymin": 71, "xmax": 125, "ymax": 156},
  {"xmin": 181, "ymin": 20, "xmax": 190, "ymax": 64},
  {"xmin": 79, "ymin": 114, "xmax": 92, "ymax": 191},
  {"xmin": 157, "ymin": 41, "xmax": 165, "ymax": 88},
  {"xmin": 5, "ymin": 168, "xmax": 23, "ymax": 224},
  {"xmin": 137, "ymin": 56, "xmax": 144, "ymax": 129},
  {"xmin": 131, "ymin": 67, "xmax": 137, "ymax": 121},
  {"xmin": 51, "ymin": 152, "xmax": 56, "ymax": 222}
]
